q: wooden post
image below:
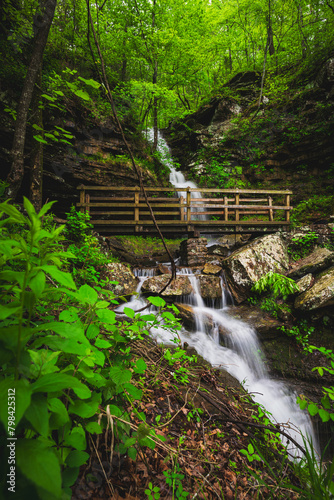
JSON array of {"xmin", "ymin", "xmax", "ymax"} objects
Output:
[
  {"xmin": 186, "ymin": 188, "xmax": 191, "ymax": 222},
  {"xmin": 268, "ymin": 196, "xmax": 273, "ymax": 221},
  {"xmin": 224, "ymin": 196, "xmax": 228, "ymax": 221},
  {"xmin": 285, "ymin": 193, "xmax": 290, "ymax": 223},
  {"xmin": 85, "ymin": 193, "xmax": 90, "ymax": 215},
  {"xmin": 180, "ymin": 196, "xmax": 185, "ymax": 222},
  {"xmin": 79, "ymin": 184, "xmax": 85, "ymax": 213},
  {"xmin": 134, "ymin": 186, "xmax": 140, "ymax": 232},
  {"xmin": 235, "ymin": 192, "xmax": 240, "ymax": 222}
]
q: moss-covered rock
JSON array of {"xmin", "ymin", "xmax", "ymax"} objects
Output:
[
  {"xmin": 294, "ymin": 266, "xmax": 334, "ymax": 310},
  {"xmin": 141, "ymin": 275, "xmax": 193, "ymax": 297},
  {"xmin": 222, "ymin": 234, "xmax": 289, "ymax": 303},
  {"xmin": 103, "ymin": 263, "xmax": 138, "ymax": 297},
  {"xmin": 288, "ymin": 247, "xmax": 334, "ymax": 279}
]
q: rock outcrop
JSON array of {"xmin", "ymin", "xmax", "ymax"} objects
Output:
[
  {"xmin": 103, "ymin": 263, "xmax": 138, "ymax": 297},
  {"xmin": 141, "ymin": 275, "xmax": 193, "ymax": 298},
  {"xmin": 198, "ymin": 275, "xmax": 222, "ymax": 301},
  {"xmin": 222, "ymin": 233, "xmax": 289, "ymax": 303},
  {"xmin": 294, "ymin": 266, "xmax": 334, "ymax": 311},
  {"xmin": 287, "ymin": 247, "xmax": 334, "ymax": 279}
]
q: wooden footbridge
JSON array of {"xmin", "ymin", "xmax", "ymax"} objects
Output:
[{"xmin": 77, "ymin": 185, "xmax": 292, "ymax": 236}]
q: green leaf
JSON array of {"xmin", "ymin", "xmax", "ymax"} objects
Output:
[
  {"xmin": 41, "ymin": 93, "xmax": 56, "ymax": 101},
  {"xmin": 132, "ymin": 358, "xmax": 147, "ymax": 374},
  {"xmin": 96, "ymin": 308, "xmax": 116, "ymax": 324},
  {"xmin": 86, "ymin": 324, "xmax": 100, "ymax": 339},
  {"xmin": 148, "ymin": 296, "xmax": 166, "ymax": 307},
  {"xmin": 62, "ymin": 467, "xmax": 80, "ymax": 488},
  {"xmin": 124, "ymin": 307, "xmax": 135, "ymax": 319},
  {"xmin": 24, "ymin": 394, "xmax": 49, "ymax": 437},
  {"xmin": 48, "ymin": 398, "xmax": 70, "ymax": 429},
  {"xmin": 85, "ymin": 422, "xmax": 102, "ymax": 434},
  {"xmin": 78, "ymin": 76, "xmax": 101, "ymax": 89},
  {"xmin": 29, "ymin": 271, "xmax": 46, "ymax": 299},
  {"xmin": 16, "ymin": 439, "xmax": 61, "ymax": 496},
  {"xmin": 109, "ymin": 367, "xmax": 132, "ymax": 387},
  {"xmin": 65, "ymin": 450, "xmax": 89, "ymax": 467},
  {"xmin": 69, "ymin": 392, "xmax": 101, "ymax": 418},
  {"xmin": 78, "ymin": 284, "xmax": 98, "ymax": 305},
  {"xmin": 40, "ymin": 265, "xmax": 77, "ymax": 289},
  {"xmin": 0, "ymin": 379, "xmax": 32, "ymax": 430},
  {"xmin": 307, "ymin": 403, "xmax": 319, "ymax": 416},
  {"xmin": 64, "ymin": 426, "xmax": 86, "ymax": 450},
  {"xmin": 248, "ymin": 443, "xmax": 254, "ymax": 454},
  {"xmin": 59, "ymin": 309, "xmax": 79, "ymax": 323},
  {"xmin": 318, "ymin": 409, "xmax": 330, "ymax": 422},
  {"xmin": 128, "ymin": 447, "xmax": 137, "ymax": 460},
  {"xmin": 32, "ymin": 373, "xmax": 91, "ymax": 399},
  {"xmin": 123, "ymin": 382, "xmax": 142, "ymax": 400},
  {"xmin": 33, "ymin": 134, "xmax": 48, "ymax": 144},
  {"xmin": 0, "ymin": 303, "xmax": 21, "ymax": 320}
]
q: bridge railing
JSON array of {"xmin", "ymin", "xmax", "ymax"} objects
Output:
[{"xmin": 76, "ymin": 185, "xmax": 292, "ymax": 233}]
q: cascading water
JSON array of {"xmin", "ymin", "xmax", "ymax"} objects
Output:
[
  {"xmin": 139, "ymin": 129, "xmax": 318, "ymax": 457},
  {"xmin": 131, "ymin": 268, "xmax": 318, "ymax": 459},
  {"xmin": 146, "ymin": 129, "xmax": 207, "ymax": 220}
]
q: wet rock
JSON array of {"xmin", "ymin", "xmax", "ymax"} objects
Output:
[
  {"xmin": 103, "ymin": 263, "xmax": 138, "ymax": 297},
  {"xmin": 296, "ymin": 273, "xmax": 313, "ymax": 294},
  {"xmin": 216, "ymin": 234, "xmax": 252, "ymax": 249},
  {"xmin": 198, "ymin": 275, "xmax": 222, "ymax": 300},
  {"xmin": 222, "ymin": 234, "xmax": 289, "ymax": 303},
  {"xmin": 157, "ymin": 264, "xmax": 171, "ymax": 275},
  {"xmin": 141, "ymin": 275, "xmax": 193, "ymax": 297},
  {"xmin": 207, "ymin": 244, "xmax": 229, "ymax": 258},
  {"xmin": 287, "ymin": 247, "xmax": 334, "ymax": 279},
  {"xmin": 175, "ymin": 303, "xmax": 229, "ymax": 338},
  {"xmin": 180, "ymin": 238, "xmax": 208, "ymax": 266},
  {"xmin": 294, "ymin": 266, "xmax": 334, "ymax": 311},
  {"xmin": 227, "ymin": 305, "xmax": 282, "ymax": 338},
  {"xmin": 202, "ymin": 263, "xmax": 222, "ymax": 275}
]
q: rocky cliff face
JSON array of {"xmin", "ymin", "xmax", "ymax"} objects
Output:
[
  {"xmin": 163, "ymin": 58, "xmax": 334, "ymax": 212},
  {"xmin": 0, "ymin": 103, "xmax": 166, "ymax": 217}
]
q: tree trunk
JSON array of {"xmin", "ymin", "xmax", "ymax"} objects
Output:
[
  {"xmin": 6, "ymin": 0, "xmax": 57, "ymax": 201},
  {"xmin": 29, "ymin": 70, "xmax": 43, "ymax": 211}
]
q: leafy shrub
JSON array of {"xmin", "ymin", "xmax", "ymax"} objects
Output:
[
  {"xmin": 0, "ymin": 198, "xmax": 178, "ymax": 499},
  {"xmin": 291, "ymin": 195, "xmax": 334, "ymax": 225},
  {"xmin": 252, "ymin": 272, "xmax": 299, "ymax": 300},
  {"xmin": 64, "ymin": 206, "xmax": 93, "ymax": 242},
  {"xmin": 288, "ymin": 232, "xmax": 318, "ymax": 261}
]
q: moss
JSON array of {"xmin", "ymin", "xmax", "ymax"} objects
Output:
[{"xmin": 113, "ymin": 235, "xmax": 185, "ymax": 256}]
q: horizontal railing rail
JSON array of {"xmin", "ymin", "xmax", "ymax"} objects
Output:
[{"xmin": 76, "ymin": 185, "xmax": 293, "ymax": 234}]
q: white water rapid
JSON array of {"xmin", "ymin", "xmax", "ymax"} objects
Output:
[{"xmin": 126, "ymin": 269, "xmax": 318, "ymax": 459}]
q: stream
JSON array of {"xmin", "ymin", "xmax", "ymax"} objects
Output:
[{"xmin": 135, "ymin": 129, "xmax": 319, "ymax": 458}]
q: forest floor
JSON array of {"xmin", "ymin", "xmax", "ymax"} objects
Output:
[{"xmin": 71, "ymin": 338, "xmax": 304, "ymax": 500}]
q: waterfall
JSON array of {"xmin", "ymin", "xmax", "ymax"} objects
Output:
[
  {"xmin": 146, "ymin": 129, "xmax": 207, "ymax": 221},
  {"xmin": 138, "ymin": 129, "xmax": 318, "ymax": 458},
  {"xmin": 132, "ymin": 268, "xmax": 318, "ymax": 459}
]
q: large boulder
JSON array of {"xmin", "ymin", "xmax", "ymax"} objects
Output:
[
  {"xmin": 287, "ymin": 247, "xmax": 334, "ymax": 279},
  {"xmin": 202, "ymin": 263, "xmax": 222, "ymax": 275},
  {"xmin": 141, "ymin": 275, "xmax": 193, "ymax": 298},
  {"xmin": 103, "ymin": 263, "xmax": 138, "ymax": 297},
  {"xmin": 198, "ymin": 275, "xmax": 222, "ymax": 301},
  {"xmin": 222, "ymin": 234, "xmax": 289, "ymax": 303},
  {"xmin": 294, "ymin": 266, "xmax": 334, "ymax": 311}
]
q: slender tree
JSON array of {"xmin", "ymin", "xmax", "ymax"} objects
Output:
[{"xmin": 6, "ymin": 0, "xmax": 57, "ymax": 201}]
